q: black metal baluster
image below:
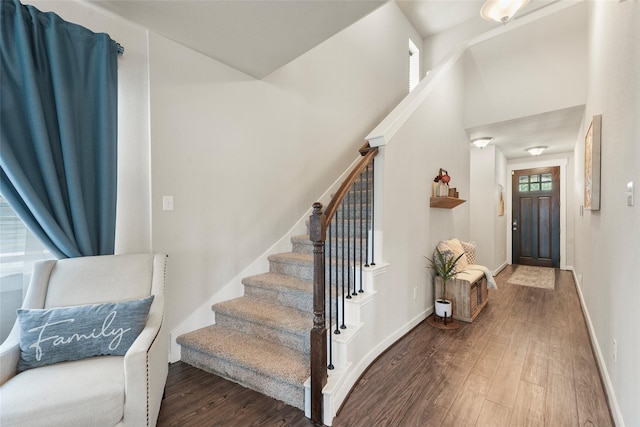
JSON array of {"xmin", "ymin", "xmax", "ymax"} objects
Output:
[
  {"xmin": 327, "ymin": 227, "xmax": 334, "ymax": 369},
  {"xmin": 351, "ymin": 182, "xmax": 357, "ymax": 296},
  {"xmin": 334, "ymin": 207, "xmax": 341, "ymax": 335},
  {"xmin": 340, "ymin": 198, "xmax": 346, "ymax": 330},
  {"xmin": 370, "ymin": 159, "xmax": 376, "ymax": 266},
  {"xmin": 346, "ymin": 190, "xmax": 352, "ymax": 300},
  {"xmin": 359, "ymin": 172, "xmax": 364, "ymax": 293},
  {"xmin": 364, "ymin": 164, "xmax": 371, "ymax": 268},
  {"xmin": 342, "ymin": 193, "xmax": 351, "ymax": 299}
]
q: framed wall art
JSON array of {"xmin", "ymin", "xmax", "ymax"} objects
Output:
[
  {"xmin": 584, "ymin": 114, "xmax": 602, "ymax": 211},
  {"xmin": 497, "ymin": 184, "xmax": 505, "ymax": 216}
]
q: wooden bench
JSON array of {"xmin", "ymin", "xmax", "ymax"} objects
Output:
[{"xmin": 435, "ymin": 267, "xmax": 488, "ymax": 322}]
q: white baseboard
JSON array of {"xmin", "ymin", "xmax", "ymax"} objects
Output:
[
  {"xmin": 570, "ymin": 268, "xmax": 624, "ymax": 427},
  {"xmin": 493, "ymin": 261, "xmax": 508, "ymax": 276}
]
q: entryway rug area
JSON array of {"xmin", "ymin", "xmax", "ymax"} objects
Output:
[{"xmin": 507, "ymin": 265, "xmax": 555, "ymax": 289}]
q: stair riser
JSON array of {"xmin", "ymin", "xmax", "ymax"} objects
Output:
[
  {"xmin": 340, "ymin": 189, "xmax": 372, "ymax": 203},
  {"xmin": 181, "ymin": 347, "xmax": 304, "ymax": 410},
  {"xmin": 243, "ymin": 281, "xmax": 348, "ymax": 313},
  {"xmin": 292, "ymin": 238, "xmax": 368, "ymax": 258},
  {"xmin": 348, "ymin": 179, "xmax": 374, "ymax": 191},
  {"xmin": 269, "ymin": 258, "xmax": 363, "ymax": 284},
  {"xmin": 305, "ymin": 222, "xmax": 368, "ymax": 239},
  {"xmin": 332, "ymin": 187, "xmax": 372, "ymax": 200},
  {"xmin": 291, "ymin": 240, "xmax": 312, "ymax": 254},
  {"xmin": 336, "ymin": 204, "xmax": 372, "ymax": 219},
  {"xmin": 215, "ymin": 311, "xmax": 310, "ymax": 354},
  {"xmin": 270, "ymin": 259, "xmax": 314, "ymax": 281},
  {"xmin": 327, "ymin": 221, "xmax": 369, "ymax": 238},
  {"xmin": 244, "ymin": 284, "xmax": 312, "ymax": 312}
]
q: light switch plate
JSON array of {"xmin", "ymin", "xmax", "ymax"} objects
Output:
[{"xmin": 627, "ymin": 182, "xmax": 634, "ymax": 206}]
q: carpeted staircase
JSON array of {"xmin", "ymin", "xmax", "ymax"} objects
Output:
[{"xmin": 177, "ymin": 177, "xmax": 371, "ymax": 411}]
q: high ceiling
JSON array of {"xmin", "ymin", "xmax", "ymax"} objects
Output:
[
  {"xmin": 396, "ymin": 0, "xmax": 482, "ymax": 37},
  {"xmin": 90, "ymin": 0, "xmax": 587, "ymax": 159},
  {"xmin": 91, "ymin": 0, "xmax": 386, "ymax": 79},
  {"xmin": 395, "ymin": 0, "xmax": 558, "ymax": 39}
]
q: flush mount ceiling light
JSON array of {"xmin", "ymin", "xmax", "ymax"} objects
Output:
[
  {"xmin": 480, "ymin": 0, "xmax": 530, "ymax": 23},
  {"xmin": 526, "ymin": 146, "xmax": 548, "ymax": 156},
  {"xmin": 471, "ymin": 137, "xmax": 494, "ymax": 149}
]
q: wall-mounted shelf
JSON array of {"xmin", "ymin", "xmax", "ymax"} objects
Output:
[{"xmin": 430, "ymin": 197, "xmax": 466, "ymax": 209}]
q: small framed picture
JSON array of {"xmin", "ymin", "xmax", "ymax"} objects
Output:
[{"xmin": 584, "ymin": 115, "xmax": 602, "ymax": 211}]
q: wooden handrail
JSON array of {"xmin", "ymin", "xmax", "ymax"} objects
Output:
[{"xmin": 323, "ymin": 144, "xmax": 378, "ymax": 227}]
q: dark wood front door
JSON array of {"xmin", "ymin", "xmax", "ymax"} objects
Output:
[{"xmin": 512, "ymin": 167, "xmax": 560, "ymax": 267}]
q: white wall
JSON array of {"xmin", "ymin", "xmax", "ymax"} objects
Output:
[
  {"xmin": 463, "ymin": 2, "xmax": 588, "ymax": 129},
  {"xmin": 494, "ymin": 149, "xmax": 508, "ymax": 268},
  {"xmin": 24, "ymin": 1, "xmax": 152, "ymax": 255},
  {"xmin": 469, "ymin": 144, "xmax": 508, "ymax": 272},
  {"xmin": 423, "ymin": 17, "xmax": 495, "ymax": 72},
  {"xmin": 374, "ymin": 56, "xmax": 469, "ymax": 331},
  {"xmin": 573, "ymin": 1, "xmax": 640, "ymax": 425},
  {"xmin": 147, "ymin": 2, "xmax": 422, "ymax": 347}
]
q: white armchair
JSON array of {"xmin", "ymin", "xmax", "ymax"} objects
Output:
[{"xmin": 0, "ymin": 253, "xmax": 168, "ymax": 427}]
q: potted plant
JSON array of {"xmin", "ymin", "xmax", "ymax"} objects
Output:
[{"xmin": 426, "ymin": 248, "xmax": 465, "ymax": 319}]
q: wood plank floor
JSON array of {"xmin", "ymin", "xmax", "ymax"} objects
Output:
[{"xmin": 157, "ymin": 266, "xmax": 613, "ymax": 426}]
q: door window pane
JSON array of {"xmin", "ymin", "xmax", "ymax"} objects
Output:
[{"xmin": 518, "ymin": 172, "xmax": 554, "ymax": 192}]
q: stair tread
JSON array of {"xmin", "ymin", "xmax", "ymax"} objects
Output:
[
  {"xmin": 242, "ymin": 272, "xmax": 312, "ymax": 293},
  {"xmin": 213, "ymin": 296, "xmax": 312, "ymax": 333},
  {"xmin": 177, "ymin": 325, "xmax": 309, "ymax": 385},
  {"xmin": 292, "ymin": 234, "xmax": 366, "ymax": 244},
  {"xmin": 269, "ymin": 251, "xmax": 363, "ymax": 264},
  {"xmin": 291, "ymin": 235, "xmax": 311, "ymax": 244},
  {"xmin": 268, "ymin": 251, "xmax": 313, "ymax": 264}
]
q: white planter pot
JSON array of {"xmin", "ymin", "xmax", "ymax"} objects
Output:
[{"xmin": 435, "ymin": 299, "xmax": 452, "ymax": 318}]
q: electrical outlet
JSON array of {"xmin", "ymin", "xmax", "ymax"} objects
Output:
[
  {"xmin": 413, "ymin": 287, "xmax": 417, "ymax": 300},
  {"xmin": 613, "ymin": 339, "xmax": 617, "ymax": 362}
]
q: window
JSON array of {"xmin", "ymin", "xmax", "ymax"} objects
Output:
[
  {"xmin": 518, "ymin": 173, "xmax": 553, "ymax": 192},
  {"xmin": 409, "ymin": 39, "xmax": 420, "ymax": 92},
  {"xmin": 0, "ymin": 195, "xmax": 52, "ymax": 342}
]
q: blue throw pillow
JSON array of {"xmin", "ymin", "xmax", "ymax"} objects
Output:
[{"xmin": 17, "ymin": 295, "xmax": 154, "ymax": 371}]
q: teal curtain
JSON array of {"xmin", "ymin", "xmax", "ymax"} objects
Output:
[{"xmin": 0, "ymin": 0, "xmax": 118, "ymax": 258}]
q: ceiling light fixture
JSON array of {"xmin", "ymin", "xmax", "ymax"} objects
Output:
[
  {"xmin": 526, "ymin": 146, "xmax": 548, "ymax": 156},
  {"xmin": 471, "ymin": 137, "xmax": 494, "ymax": 149},
  {"xmin": 480, "ymin": 0, "xmax": 530, "ymax": 24}
]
